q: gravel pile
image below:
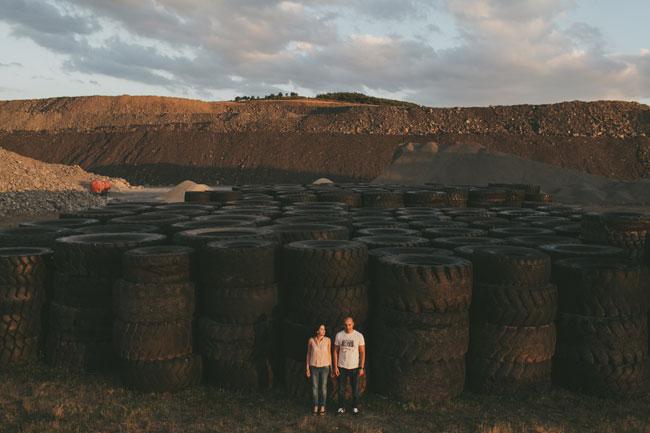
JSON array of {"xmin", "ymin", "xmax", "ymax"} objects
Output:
[{"xmin": 0, "ymin": 191, "xmax": 107, "ymax": 219}]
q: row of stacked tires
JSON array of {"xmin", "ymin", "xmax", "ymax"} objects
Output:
[{"xmin": 0, "ymin": 181, "xmax": 648, "ymax": 402}]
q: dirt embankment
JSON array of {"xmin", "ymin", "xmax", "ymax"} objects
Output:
[{"xmin": 0, "ymin": 96, "xmax": 648, "ymax": 185}]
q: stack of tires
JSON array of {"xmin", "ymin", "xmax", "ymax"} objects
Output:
[
  {"xmin": 282, "ymin": 240, "xmax": 369, "ymax": 398},
  {"xmin": 553, "ymin": 257, "xmax": 648, "ymax": 397},
  {"xmin": 0, "ymin": 248, "xmax": 53, "ymax": 366},
  {"xmin": 114, "ymin": 246, "xmax": 202, "ymax": 392},
  {"xmin": 373, "ymin": 253, "xmax": 472, "ymax": 402},
  {"xmin": 582, "ymin": 212, "xmax": 650, "ymax": 260},
  {"xmin": 467, "ymin": 246, "xmax": 557, "ymax": 393},
  {"xmin": 48, "ymin": 233, "xmax": 165, "ymax": 371},
  {"xmin": 198, "ymin": 239, "xmax": 278, "ymax": 390}
]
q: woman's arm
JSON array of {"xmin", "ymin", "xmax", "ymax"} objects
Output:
[{"xmin": 306, "ymin": 339, "xmax": 312, "ymax": 377}]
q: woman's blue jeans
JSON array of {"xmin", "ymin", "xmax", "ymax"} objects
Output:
[{"xmin": 310, "ymin": 366, "xmax": 329, "ymax": 406}]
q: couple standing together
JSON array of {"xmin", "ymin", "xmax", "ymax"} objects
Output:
[{"xmin": 305, "ymin": 316, "xmax": 366, "ymax": 416}]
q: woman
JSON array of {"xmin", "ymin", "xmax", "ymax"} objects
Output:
[{"xmin": 306, "ymin": 323, "xmax": 331, "ymax": 416}]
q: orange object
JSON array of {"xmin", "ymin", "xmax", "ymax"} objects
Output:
[{"xmin": 90, "ymin": 179, "xmax": 112, "ymax": 194}]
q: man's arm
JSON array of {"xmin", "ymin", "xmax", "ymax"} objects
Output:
[
  {"xmin": 359, "ymin": 344, "xmax": 366, "ymax": 376},
  {"xmin": 333, "ymin": 344, "xmax": 340, "ymax": 376}
]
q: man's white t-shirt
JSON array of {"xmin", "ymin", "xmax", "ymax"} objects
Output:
[{"xmin": 334, "ymin": 330, "xmax": 365, "ymax": 369}]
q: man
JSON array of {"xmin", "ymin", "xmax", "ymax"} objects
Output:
[{"xmin": 333, "ymin": 316, "xmax": 366, "ymax": 415}]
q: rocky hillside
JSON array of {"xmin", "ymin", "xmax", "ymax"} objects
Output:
[{"xmin": 0, "ymin": 96, "xmax": 648, "ymax": 185}]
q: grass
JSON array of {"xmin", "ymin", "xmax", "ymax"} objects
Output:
[
  {"xmin": 315, "ymin": 93, "xmax": 421, "ymax": 109},
  {"xmin": 2, "ymin": 363, "xmax": 650, "ymax": 433}
]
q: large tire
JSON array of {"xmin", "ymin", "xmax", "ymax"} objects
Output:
[
  {"xmin": 60, "ymin": 209, "xmax": 134, "ymax": 223},
  {"xmin": 422, "ymin": 227, "xmax": 487, "ymax": 239},
  {"xmin": 198, "ymin": 318, "xmax": 270, "ymax": 361},
  {"xmin": 0, "ymin": 334, "xmax": 39, "ymax": 366},
  {"xmin": 375, "ymin": 313, "xmax": 469, "ymax": 362},
  {"xmin": 507, "ymin": 235, "xmax": 580, "ymax": 249},
  {"xmin": 372, "ymin": 355, "xmax": 464, "ymax": 402},
  {"xmin": 469, "ymin": 323, "xmax": 556, "ymax": 363},
  {"xmin": 376, "ymin": 254, "xmax": 473, "ymax": 315},
  {"xmin": 282, "ymin": 240, "xmax": 367, "ymax": 288},
  {"xmin": 362, "ymin": 191, "xmax": 404, "ymax": 209},
  {"xmin": 121, "ymin": 354, "xmax": 203, "ymax": 392},
  {"xmin": 0, "ymin": 227, "xmax": 71, "ymax": 248},
  {"xmin": 269, "ymin": 224, "xmax": 349, "ymax": 244},
  {"xmin": 204, "ymin": 356, "xmax": 273, "ymax": 391},
  {"xmin": 470, "ymin": 246, "xmax": 551, "ymax": 287},
  {"xmin": 54, "ymin": 234, "xmax": 166, "ymax": 278},
  {"xmin": 0, "ymin": 247, "xmax": 52, "ymax": 287},
  {"xmin": 113, "ymin": 319, "xmax": 193, "ymax": 361},
  {"xmin": 202, "ymin": 284, "xmax": 278, "ymax": 324},
  {"xmin": 555, "ymin": 313, "xmax": 648, "ymax": 366},
  {"xmin": 201, "ymin": 239, "xmax": 278, "ymax": 288},
  {"xmin": 404, "ymin": 191, "xmax": 448, "ymax": 208},
  {"xmin": 430, "ymin": 236, "xmax": 505, "ymax": 250},
  {"xmin": 122, "ymin": 246, "xmax": 195, "ymax": 284},
  {"xmin": 49, "ymin": 302, "xmax": 112, "ymax": 337},
  {"xmin": 287, "ymin": 284, "xmax": 368, "ymax": 328},
  {"xmin": 554, "ymin": 357, "xmax": 648, "ymax": 398},
  {"xmin": 173, "ymin": 227, "xmax": 276, "ymax": 250},
  {"xmin": 72, "ymin": 224, "xmax": 161, "ymax": 235},
  {"xmin": 353, "ymin": 235, "xmax": 430, "ymax": 249},
  {"xmin": 468, "ymin": 357, "xmax": 552, "ymax": 394},
  {"xmin": 489, "ymin": 227, "xmax": 555, "ymax": 238},
  {"xmin": 540, "ymin": 243, "xmax": 627, "ymax": 262},
  {"xmin": 318, "ymin": 190, "xmax": 362, "ymax": 207},
  {"xmin": 45, "ymin": 329, "xmax": 113, "ymax": 371},
  {"xmin": 472, "ymin": 283, "xmax": 558, "ymax": 326},
  {"xmin": 20, "ymin": 218, "xmax": 100, "ymax": 230},
  {"xmin": 553, "ymin": 258, "xmax": 646, "ymax": 317},
  {"xmin": 53, "ymin": 273, "xmax": 114, "ymax": 308},
  {"xmin": 114, "ymin": 279, "xmax": 195, "ymax": 323}
]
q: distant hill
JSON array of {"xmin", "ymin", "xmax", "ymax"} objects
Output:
[
  {"xmin": 315, "ymin": 92, "xmax": 421, "ymax": 108},
  {"xmin": 0, "ymin": 95, "xmax": 648, "ymax": 185}
]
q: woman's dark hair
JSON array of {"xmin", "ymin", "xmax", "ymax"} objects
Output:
[{"xmin": 313, "ymin": 323, "xmax": 326, "ymax": 336}]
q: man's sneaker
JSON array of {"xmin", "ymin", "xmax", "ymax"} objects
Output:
[
  {"xmin": 352, "ymin": 407, "xmax": 360, "ymax": 416},
  {"xmin": 337, "ymin": 407, "xmax": 346, "ymax": 415}
]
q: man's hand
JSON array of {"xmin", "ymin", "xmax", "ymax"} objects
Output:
[
  {"xmin": 334, "ymin": 367, "xmax": 340, "ymax": 377},
  {"xmin": 359, "ymin": 368, "xmax": 365, "ymax": 377},
  {"xmin": 306, "ymin": 368, "xmax": 311, "ymax": 378}
]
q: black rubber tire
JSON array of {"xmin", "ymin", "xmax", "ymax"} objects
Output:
[
  {"xmin": 122, "ymin": 246, "xmax": 194, "ymax": 283},
  {"xmin": 287, "ymin": 284, "xmax": 369, "ymax": 328},
  {"xmin": 202, "ymin": 284, "xmax": 278, "ymax": 324},
  {"xmin": 274, "ymin": 216, "xmax": 351, "ymax": 229},
  {"xmin": 204, "ymin": 356, "xmax": 273, "ymax": 391},
  {"xmin": 201, "ymin": 239, "xmax": 278, "ymax": 288},
  {"xmin": 472, "ymin": 283, "xmax": 558, "ymax": 326},
  {"xmin": 507, "ymin": 235, "xmax": 580, "ymax": 249},
  {"xmin": 173, "ymin": 227, "xmax": 276, "ymax": 250},
  {"xmin": 555, "ymin": 313, "xmax": 648, "ymax": 366},
  {"xmin": 198, "ymin": 318, "xmax": 270, "ymax": 361},
  {"xmin": 361, "ymin": 191, "xmax": 404, "ymax": 209},
  {"xmin": 0, "ymin": 227, "xmax": 71, "ymax": 248},
  {"xmin": 554, "ymin": 356, "xmax": 649, "ymax": 399},
  {"xmin": 404, "ymin": 191, "xmax": 448, "ymax": 208},
  {"xmin": 356, "ymin": 228, "xmax": 419, "ymax": 237},
  {"xmin": 469, "ymin": 323, "xmax": 556, "ymax": 363},
  {"xmin": 110, "ymin": 213, "xmax": 189, "ymax": 233},
  {"xmin": 53, "ymin": 273, "xmax": 114, "ymax": 309},
  {"xmin": 470, "ymin": 218, "xmax": 523, "ymax": 230},
  {"xmin": 372, "ymin": 355, "xmax": 464, "ymax": 402},
  {"xmin": 195, "ymin": 214, "xmax": 271, "ymax": 226},
  {"xmin": 170, "ymin": 220, "xmax": 254, "ymax": 233},
  {"xmin": 540, "ymin": 243, "xmax": 627, "ymax": 262},
  {"xmin": 73, "ymin": 224, "xmax": 161, "ymax": 235},
  {"xmin": 113, "ymin": 319, "xmax": 193, "ymax": 361},
  {"xmin": 375, "ymin": 313, "xmax": 469, "ymax": 362},
  {"xmin": 54, "ymin": 233, "xmax": 166, "ymax": 278},
  {"xmin": 0, "ymin": 334, "xmax": 39, "ymax": 366},
  {"xmin": 553, "ymin": 258, "xmax": 646, "ymax": 317},
  {"xmin": 489, "ymin": 227, "xmax": 555, "ymax": 238},
  {"xmin": 467, "ymin": 357, "xmax": 552, "ymax": 394},
  {"xmin": 470, "ymin": 246, "xmax": 551, "ymax": 287},
  {"xmin": 353, "ymin": 235, "xmax": 430, "ymax": 250},
  {"xmin": 48, "ymin": 302, "xmax": 112, "ymax": 336},
  {"xmin": 430, "ymin": 236, "xmax": 505, "ymax": 250},
  {"xmin": 376, "ymin": 254, "xmax": 473, "ymax": 314},
  {"xmin": 121, "ymin": 354, "xmax": 203, "ymax": 392},
  {"xmin": 318, "ymin": 190, "xmax": 362, "ymax": 207},
  {"xmin": 423, "ymin": 227, "xmax": 487, "ymax": 239},
  {"xmin": 409, "ymin": 220, "xmax": 467, "ymax": 230},
  {"xmin": 184, "ymin": 191, "xmax": 211, "ymax": 203},
  {"xmin": 45, "ymin": 328, "xmax": 113, "ymax": 372},
  {"xmin": 282, "ymin": 240, "xmax": 367, "ymax": 288},
  {"xmin": 21, "ymin": 218, "xmax": 100, "ymax": 230},
  {"xmin": 269, "ymin": 224, "xmax": 349, "ymax": 244},
  {"xmin": 210, "ymin": 190, "xmax": 243, "ymax": 203},
  {"xmin": 0, "ymin": 247, "xmax": 52, "ymax": 287},
  {"xmin": 60, "ymin": 209, "xmax": 134, "ymax": 223},
  {"xmin": 114, "ymin": 279, "xmax": 195, "ymax": 323}
]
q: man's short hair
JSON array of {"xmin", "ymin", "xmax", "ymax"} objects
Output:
[{"xmin": 343, "ymin": 316, "xmax": 354, "ymax": 323}]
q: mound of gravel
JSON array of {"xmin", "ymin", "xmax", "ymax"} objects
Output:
[{"xmin": 0, "ymin": 191, "xmax": 107, "ymax": 219}]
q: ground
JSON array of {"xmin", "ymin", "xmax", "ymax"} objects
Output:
[{"xmin": 1, "ymin": 363, "xmax": 649, "ymax": 433}]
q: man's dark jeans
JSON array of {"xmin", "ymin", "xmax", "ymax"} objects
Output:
[{"xmin": 337, "ymin": 367, "xmax": 360, "ymax": 407}]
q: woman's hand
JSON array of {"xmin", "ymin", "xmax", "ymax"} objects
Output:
[{"xmin": 306, "ymin": 368, "xmax": 311, "ymax": 378}]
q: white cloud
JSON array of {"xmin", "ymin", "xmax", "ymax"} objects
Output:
[{"xmin": 0, "ymin": 0, "xmax": 648, "ymax": 105}]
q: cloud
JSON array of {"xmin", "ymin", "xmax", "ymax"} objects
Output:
[
  {"xmin": 0, "ymin": 0, "xmax": 648, "ymax": 105},
  {"xmin": 0, "ymin": 62, "xmax": 22, "ymax": 67}
]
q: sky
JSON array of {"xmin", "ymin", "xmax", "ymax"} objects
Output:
[{"xmin": 0, "ymin": 0, "xmax": 648, "ymax": 107}]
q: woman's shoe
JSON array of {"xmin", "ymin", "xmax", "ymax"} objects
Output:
[{"xmin": 319, "ymin": 406, "xmax": 326, "ymax": 416}]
